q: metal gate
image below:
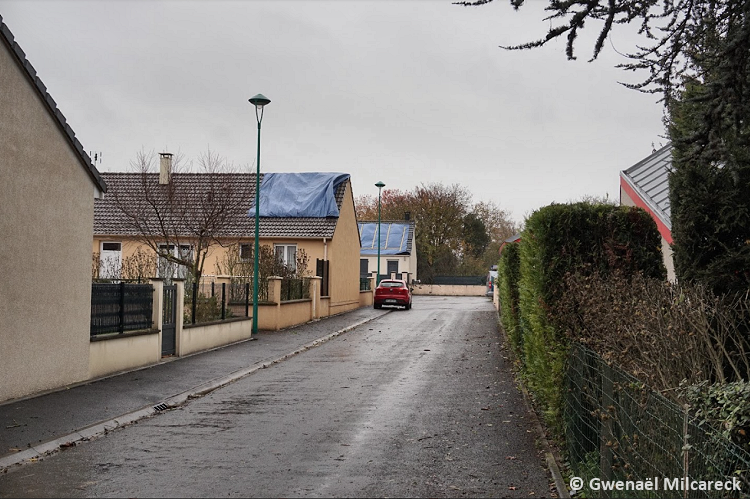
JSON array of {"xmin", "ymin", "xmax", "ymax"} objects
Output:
[{"xmin": 162, "ymin": 284, "xmax": 177, "ymax": 356}]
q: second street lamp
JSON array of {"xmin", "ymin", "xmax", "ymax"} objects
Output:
[
  {"xmin": 249, "ymin": 93, "xmax": 271, "ymax": 335},
  {"xmin": 375, "ymin": 181, "xmax": 385, "ymax": 286}
]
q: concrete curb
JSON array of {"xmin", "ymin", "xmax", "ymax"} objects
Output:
[{"xmin": 0, "ymin": 313, "xmax": 386, "ymax": 474}]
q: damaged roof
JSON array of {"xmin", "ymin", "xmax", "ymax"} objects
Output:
[{"xmin": 95, "ymin": 172, "xmax": 348, "ymax": 239}]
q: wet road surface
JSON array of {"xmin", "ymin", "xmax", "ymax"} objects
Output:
[{"xmin": 0, "ymin": 296, "xmax": 553, "ymax": 497}]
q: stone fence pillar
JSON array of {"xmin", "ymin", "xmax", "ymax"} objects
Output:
[{"xmin": 310, "ymin": 276, "xmax": 322, "ymax": 320}]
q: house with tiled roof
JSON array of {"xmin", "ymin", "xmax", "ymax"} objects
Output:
[
  {"xmin": 619, "ymin": 143, "xmax": 675, "ymax": 281},
  {"xmin": 94, "ymin": 164, "xmax": 364, "ymax": 317},
  {"xmin": 357, "ymin": 219, "xmax": 417, "ymax": 282},
  {"xmin": 0, "ymin": 15, "xmax": 108, "ymax": 403}
]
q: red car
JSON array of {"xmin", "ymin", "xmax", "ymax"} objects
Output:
[{"xmin": 374, "ymin": 279, "xmax": 412, "ymax": 310}]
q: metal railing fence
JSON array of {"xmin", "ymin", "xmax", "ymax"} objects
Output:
[
  {"xmin": 184, "ymin": 277, "xmax": 270, "ymax": 325},
  {"xmin": 91, "ymin": 282, "xmax": 153, "ymax": 336}
]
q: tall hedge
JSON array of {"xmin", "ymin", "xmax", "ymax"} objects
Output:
[
  {"xmin": 518, "ymin": 202, "xmax": 665, "ymax": 432},
  {"xmin": 498, "ymin": 241, "xmax": 522, "ymax": 358}
]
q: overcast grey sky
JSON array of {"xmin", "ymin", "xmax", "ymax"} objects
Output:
[{"xmin": 1, "ymin": 0, "xmax": 666, "ymax": 224}]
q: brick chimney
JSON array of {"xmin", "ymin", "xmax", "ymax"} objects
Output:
[{"xmin": 159, "ymin": 152, "xmax": 173, "ymax": 185}]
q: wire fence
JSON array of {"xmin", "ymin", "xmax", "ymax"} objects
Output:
[{"xmin": 565, "ymin": 343, "xmax": 750, "ymax": 498}]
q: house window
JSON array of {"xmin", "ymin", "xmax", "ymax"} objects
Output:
[
  {"xmin": 275, "ymin": 244, "xmax": 297, "ymax": 272},
  {"xmin": 360, "ymin": 259, "xmax": 369, "ymax": 278},
  {"xmin": 99, "ymin": 241, "xmax": 122, "ymax": 279},
  {"xmin": 158, "ymin": 244, "xmax": 193, "ymax": 279},
  {"xmin": 239, "ymin": 243, "xmax": 252, "ymax": 262}
]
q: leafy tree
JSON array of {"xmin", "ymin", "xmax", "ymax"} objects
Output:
[
  {"xmin": 355, "ymin": 182, "xmax": 516, "ymax": 278},
  {"xmin": 664, "ymin": 7, "xmax": 750, "ymax": 294},
  {"xmin": 669, "ymin": 81, "xmax": 750, "ymax": 294},
  {"xmin": 355, "ymin": 188, "xmax": 414, "ymax": 222},
  {"xmin": 411, "ymin": 183, "xmax": 471, "ymax": 277},
  {"xmin": 462, "ymin": 213, "xmax": 490, "ymax": 259},
  {"xmin": 472, "ymin": 200, "xmax": 518, "ymax": 244}
]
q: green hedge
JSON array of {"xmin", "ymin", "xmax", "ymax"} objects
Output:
[
  {"xmin": 498, "ymin": 241, "xmax": 522, "ymax": 359},
  {"xmin": 517, "ymin": 202, "xmax": 665, "ymax": 434}
]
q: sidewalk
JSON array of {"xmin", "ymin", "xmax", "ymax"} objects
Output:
[{"xmin": 0, "ymin": 307, "xmax": 389, "ymax": 472}]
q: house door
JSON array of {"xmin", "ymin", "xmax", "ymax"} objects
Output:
[{"xmin": 162, "ymin": 284, "xmax": 177, "ymax": 357}]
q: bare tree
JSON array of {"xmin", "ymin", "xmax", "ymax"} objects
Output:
[{"xmin": 109, "ymin": 149, "xmax": 252, "ymax": 283}]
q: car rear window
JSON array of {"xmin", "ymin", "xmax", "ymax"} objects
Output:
[{"xmin": 380, "ymin": 281, "xmax": 404, "ymax": 288}]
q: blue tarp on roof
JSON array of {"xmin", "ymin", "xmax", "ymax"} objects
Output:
[
  {"xmin": 358, "ymin": 222, "xmax": 411, "ymax": 255},
  {"xmin": 249, "ymin": 172, "xmax": 350, "ymax": 218}
]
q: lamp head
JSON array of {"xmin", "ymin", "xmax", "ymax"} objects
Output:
[
  {"xmin": 375, "ymin": 181, "xmax": 385, "ymax": 189},
  {"xmin": 249, "ymin": 94, "xmax": 271, "ymax": 108},
  {"xmin": 249, "ymin": 94, "xmax": 271, "ymax": 124}
]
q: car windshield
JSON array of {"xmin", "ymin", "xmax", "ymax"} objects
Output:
[{"xmin": 379, "ymin": 281, "xmax": 404, "ymax": 288}]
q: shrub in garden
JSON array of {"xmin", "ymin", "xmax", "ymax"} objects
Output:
[{"xmin": 557, "ymin": 270, "xmax": 750, "ymax": 394}]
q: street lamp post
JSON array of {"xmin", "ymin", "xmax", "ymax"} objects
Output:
[
  {"xmin": 375, "ymin": 181, "xmax": 385, "ymax": 286},
  {"xmin": 249, "ymin": 93, "xmax": 271, "ymax": 335}
]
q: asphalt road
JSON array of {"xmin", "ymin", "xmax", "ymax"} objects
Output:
[{"xmin": 0, "ymin": 296, "xmax": 554, "ymax": 498}]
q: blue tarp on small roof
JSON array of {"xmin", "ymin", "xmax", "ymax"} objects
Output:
[
  {"xmin": 359, "ymin": 222, "xmax": 411, "ymax": 255},
  {"xmin": 248, "ymin": 172, "xmax": 350, "ymax": 218}
]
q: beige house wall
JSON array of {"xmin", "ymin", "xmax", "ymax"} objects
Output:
[
  {"xmin": 0, "ymin": 38, "xmax": 99, "ymax": 402},
  {"xmin": 92, "ymin": 237, "xmax": 328, "ymax": 280},
  {"xmin": 620, "ymin": 187, "xmax": 676, "ymax": 282},
  {"xmin": 326, "ymin": 181, "xmax": 362, "ymax": 315}
]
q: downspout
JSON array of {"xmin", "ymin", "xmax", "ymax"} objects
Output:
[{"xmin": 323, "ymin": 237, "xmax": 328, "ymax": 260}]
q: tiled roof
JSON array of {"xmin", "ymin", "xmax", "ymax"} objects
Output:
[
  {"xmin": 620, "ymin": 143, "xmax": 672, "ymax": 230},
  {"xmin": 358, "ymin": 220, "xmax": 415, "ymax": 255},
  {"xmin": 94, "ymin": 172, "xmax": 347, "ymax": 239},
  {"xmin": 0, "ymin": 14, "xmax": 107, "ymax": 193}
]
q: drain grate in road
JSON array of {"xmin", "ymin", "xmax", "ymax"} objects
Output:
[{"xmin": 153, "ymin": 403, "xmax": 169, "ymax": 412}]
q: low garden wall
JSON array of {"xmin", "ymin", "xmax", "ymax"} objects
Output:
[
  {"xmin": 89, "ymin": 275, "xmax": 377, "ymax": 382},
  {"xmin": 411, "ymin": 284, "xmax": 486, "ymax": 296}
]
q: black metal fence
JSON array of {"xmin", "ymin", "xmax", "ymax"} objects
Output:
[
  {"xmin": 360, "ymin": 277, "xmax": 371, "ymax": 291},
  {"xmin": 186, "ymin": 281, "xmax": 236, "ymax": 325},
  {"xmin": 91, "ymin": 282, "xmax": 153, "ymax": 336}
]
